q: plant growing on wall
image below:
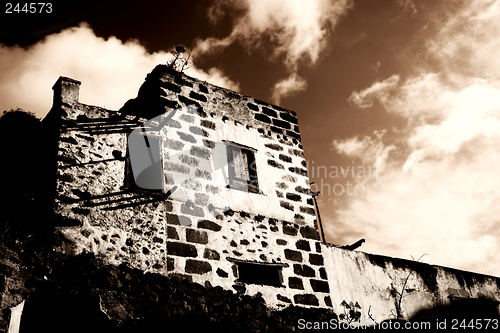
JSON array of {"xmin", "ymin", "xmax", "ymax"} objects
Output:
[
  {"xmin": 167, "ymin": 45, "xmax": 191, "ymax": 72},
  {"xmin": 390, "ymin": 253, "xmax": 428, "ymax": 320},
  {"xmin": 339, "ymin": 300, "xmax": 362, "ymax": 323}
]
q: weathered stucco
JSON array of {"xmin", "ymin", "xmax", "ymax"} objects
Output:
[{"xmin": 322, "ymin": 245, "xmax": 500, "ymax": 323}]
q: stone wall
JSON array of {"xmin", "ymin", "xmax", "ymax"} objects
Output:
[
  {"xmin": 0, "ymin": 239, "xmax": 338, "ymax": 333},
  {"xmin": 30, "ymin": 65, "xmax": 500, "ymax": 328},
  {"xmin": 47, "ymin": 66, "xmax": 327, "ymax": 309},
  {"xmin": 322, "ymin": 243, "xmax": 500, "ymax": 323}
]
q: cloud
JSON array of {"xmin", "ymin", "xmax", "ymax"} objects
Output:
[
  {"xmin": 396, "ymin": 0, "xmax": 418, "ymax": 14},
  {"xmin": 427, "ymin": 0, "xmax": 500, "ymax": 80},
  {"xmin": 271, "ymin": 72, "xmax": 307, "ymax": 105},
  {"xmin": 0, "ymin": 23, "xmax": 239, "ymax": 119},
  {"xmin": 348, "ymin": 74, "xmax": 400, "ymax": 109},
  {"xmin": 195, "ymin": 0, "xmax": 353, "ymax": 103},
  {"xmin": 335, "ymin": 0, "xmax": 500, "ymax": 276},
  {"xmin": 333, "ymin": 129, "xmax": 396, "ymax": 174}
]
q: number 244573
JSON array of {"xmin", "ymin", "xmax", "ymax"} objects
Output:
[{"xmin": 5, "ymin": 3, "xmax": 52, "ymax": 14}]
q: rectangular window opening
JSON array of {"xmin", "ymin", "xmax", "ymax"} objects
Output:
[
  {"xmin": 237, "ymin": 262, "xmax": 283, "ymax": 287},
  {"xmin": 226, "ymin": 144, "xmax": 260, "ymax": 194},
  {"xmin": 126, "ymin": 131, "xmax": 164, "ymax": 195},
  {"xmin": 228, "ymin": 258, "xmax": 286, "ymax": 287}
]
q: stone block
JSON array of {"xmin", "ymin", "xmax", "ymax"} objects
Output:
[
  {"xmin": 284, "ymin": 249, "xmax": 302, "ymax": 262},
  {"xmin": 247, "ymin": 102, "xmax": 259, "ymax": 111},
  {"xmin": 279, "ymin": 154, "xmax": 292, "ymax": 163},
  {"xmin": 179, "ymin": 114, "xmax": 195, "ymax": 123},
  {"xmin": 268, "ymin": 160, "xmax": 284, "ymax": 169},
  {"xmin": 167, "ymin": 257, "xmax": 174, "ymax": 271},
  {"xmin": 174, "ymin": 75, "xmax": 193, "ymax": 87},
  {"xmin": 216, "ymin": 268, "xmax": 228, "ymax": 278},
  {"xmin": 262, "ymin": 107, "xmax": 278, "ymax": 118},
  {"xmin": 272, "ymin": 118, "xmax": 291, "ymax": 129},
  {"xmin": 181, "ymin": 202, "xmax": 205, "ymax": 217},
  {"xmin": 293, "ymin": 264, "xmax": 315, "ymax": 277},
  {"xmin": 194, "ymin": 193, "xmax": 209, "ymax": 206},
  {"xmin": 167, "ymin": 226, "xmax": 179, "ymax": 240},
  {"xmin": 197, "ymin": 220, "xmax": 222, "ymax": 232},
  {"xmin": 310, "ymin": 279, "xmax": 330, "ymax": 293},
  {"xmin": 294, "ymin": 294, "xmax": 319, "ymax": 306},
  {"xmin": 198, "ymin": 84, "xmax": 209, "ymax": 94},
  {"xmin": 165, "ymin": 138, "xmax": 185, "ymax": 151},
  {"xmin": 300, "ymin": 206, "xmax": 316, "ymax": 216},
  {"xmin": 270, "ymin": 126, "xmax": 283, "ymax": 133},
  {"xmin": 280, "ymin": 201, "xmax": 294, "ymax": 211},
  {"xmin": 288, "ymin": 167, "xmax": 308, "ymax": 177},
  {"xmin": 179, "ymin": 154, "xmax": 199, "ymax": 167},
  {"xmin": 178, "ymin": 95, "xmax": 200, "ymax": 107},
  {"xmin": 160, "ymin": 81, "xmax": 181, "ymax": 93},
  {"xmin": 276, "ymin": 239, "xmax": 287, "ymax": 246},
  {"xmin": 283, "ymin": 225, "xmax": 298, "ymax": 236},
  {"xmin": 177, "ymin": 131, "xmax": 197, "ymax": 144},
  {"xmin": 186, "ymin": 229, "xmax": 208, "ymax": 244},
  {"xmin": 254, "ymin": 113, "xmax": 271, "ymax": 124},
  {"xmin": 288, "ymin": 277, "xmax": 304, "ymax": 290},
  {"xmin": 277, "ymin": 294, "xmax": 292, "ymax": 303},
  {"xmin": 296, "ymin": 240, "xmax": 311, "ymax": 251},
  {"xmin": 166, "ymin": 213, "xmax": 192, "ymax": 226},
  {"xmin": 189, "ymin": 91, "xmax": 207, "ymax": 102},
  {"xmin": 300, "ymin": 226, "xmax": 320, "ymax": 240},
  {"xmin": 205, "ymin": 184, "xmax": 220, "ymax": 194},
  {"xmin": 286, "ymin": 130, "xmax": 301, "ymax": 140},
  {"xmin": 190, "ymin": 146, "xmax": 211, "ymax": 160},
  {"xmin": 286, "ymin": 193, "xmax": 302, "ymax": 202},
  {"xmin": 165, "ymin": 161, "xmax": 191, "ymax": 174},
  {"xmin": 315, "ymin": 242, "xmax": 322, "ymax": 253},
  {"xmin": 194, "ymin": 168, "xmax": 212, "ymax": 180},
  {"xmin": 167, "ymin": 242, "xmax": 197, "ymax": 257},
  {"xmin": 159, "ymin": 97, "xmax": 180, "ymax": 109},
  {"xmin": 319, "ymin": 267, "xmax": 328, "ymax": 280},
  {"xmin": 200, "ymin": 119, "xmax": 216, "ymax": 130},
  {"xmin": 309, "ymin": 253, "xmax": 324, "ymax": 266},
  {"xmin": 289, "ymin": 148, "xmax": 304, "ymax": 157},
  {"xmin": 185, "ymin": 259, "xmax": 212, "ymax": 274},
  {"xmin": 189, "ymin": 126, "xmax": 208, "ymax": 137},
  {"xmin": 203, "ymin": 248, "xmax": 220, "ymax": 260},
  {"xmin": 265, "ymin": 143, "xmax": 283, "ymax": 151},
  {"xmin": 280, "ymin": 112, "xmax": 298, "ymax": 124}
]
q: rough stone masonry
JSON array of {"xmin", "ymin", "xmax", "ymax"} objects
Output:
[
  {"xmin": 2, "ymin": 64, "xmax": 500, "ymax": 331},
  {"xmin": 49, "ymin": 64, "xmax": 330, "ymax": 310}
]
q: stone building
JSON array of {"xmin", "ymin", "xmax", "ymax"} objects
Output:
[
  {"xmin": 3, "ymin": 64, "xmax": 500, "ymax": 331},
  {"xmin": 48, "ymin": 64, "xmax": 330, "ymax": 310}
]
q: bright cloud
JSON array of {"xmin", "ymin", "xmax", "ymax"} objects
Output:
[
  {"xmin": 335, "ymin": 0, "xmax": 500, "ymax": 276},
  {"xmin": 333, "ymin": 129, "xmax": 396, "ymax": 174},
  {"xmin": 348, "ymin": 74, "xmax": 400, "ymax": 109},
  {"xmin": 0, "ymin": 23, "xmax": 239, "ymax": 119},
  {"xmin": 195, "ymin": 0, "xmax": 353, "ymax": 103},
  {"xmin": 271, "ymin": 73, "xmax": 307, "ymax": 105}
]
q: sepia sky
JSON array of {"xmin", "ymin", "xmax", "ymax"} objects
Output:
[{"xmin": 1, "ymin": 0, "xmax": 500, "ymax": 277}]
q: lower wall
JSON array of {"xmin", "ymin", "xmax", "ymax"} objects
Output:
[
  {"xmin": 322, "ymin": 243, "xmax": 500, "ymax": 323},
  {"xmin": 1, "ymin": 240, "xmax": 338, "ymax": 333}
]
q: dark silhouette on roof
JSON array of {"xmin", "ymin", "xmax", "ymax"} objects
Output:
[{"xmin": 340, "ymin": 239, "xmax": 365, "ymax": 251}]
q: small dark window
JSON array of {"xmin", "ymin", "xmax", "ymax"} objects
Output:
[
  {"xmin": 226, "ymin": 144, "xmax": 259, "ymax": 193},
  {"xmin": 236, "ymin": 262, "xmax": 283, "ymax": 287},
  {"xmin": 126, "ymin": 131, "xmax": 163, "ymax": 194}
]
